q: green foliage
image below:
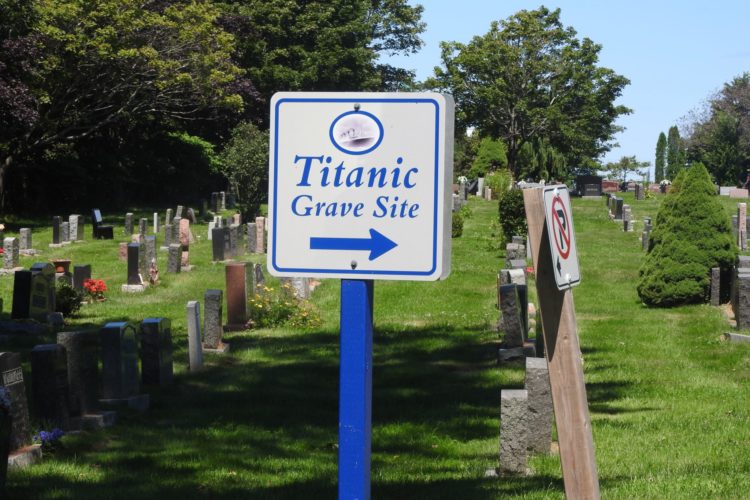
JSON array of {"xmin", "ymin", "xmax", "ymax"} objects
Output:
[
  {"xmin": 248, "ymin": 282, "xmax": 322, "ymax": 329},
  {"xmin": 55, "ymin": 282, "xmax": 83, "ymax": 316},
  {"xmin": 452, "ymin": 132, "xmax": 480, "ymax": 177},
  {"xmin": 603, "ymin": 155, "xmax": 650, "ymax": 183},
  {"xmin": 429, "ymin": 6, "xmax": 630, "ymax": 177},
  {"xmin": 451, "ymin": 210, "xmax": 464, "ymax": 238},
  {"xmin": 483, "ymin": 169, "xmax": 512, "ymax": 197},
  {"xmin": 516, "ymin": 137, "xmax": 567, "ymax": 181},
  {"xmin": 497, "ymin": 188, "xmax": 527, "ymax": 243},
  {"xmin": 469, "ymin": 137, "xmax": 507, "ymax": 178},
  {"xmin": 219, "ymin": 122, "xmax": 269, "ymax": 219},
  {"xmin": 666, "ymin": 125, "xmax": 686, "ymax": 180},
  {"xmin": 655, "ymin": 132, "xmax": 667, "ymax": 182},
  {"xmin": 638, "ymin": 163, "xmax": 736, "ymax": 306}
]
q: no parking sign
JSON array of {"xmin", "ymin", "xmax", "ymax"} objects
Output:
[{"xmin": 543, "ymin": 185, "xmax": 580, "ymax": 290}]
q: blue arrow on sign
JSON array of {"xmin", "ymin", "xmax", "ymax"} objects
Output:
[{"xmin": 310, "ymin": 228, "xmax": 398, "ymax": 261}]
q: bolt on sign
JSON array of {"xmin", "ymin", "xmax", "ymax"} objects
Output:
[
  {"xmin": 267, "ymin": 92, "xmax": 454, "ymax": 281},
  {"xmin": 543, "ymin": 185, "xmax": 581, "ymax": 290}
]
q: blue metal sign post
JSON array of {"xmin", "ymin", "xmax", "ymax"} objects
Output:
[{"xmin": 338, "ymin": 279, "xmax": 374, "ymax": 500}]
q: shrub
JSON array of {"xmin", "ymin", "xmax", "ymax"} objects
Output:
[
  {"xmin": 452, "ymin": 210, "xmax": 464, "ymax": 238},
  {"xmin": 55, "ymin": 282, "xmax": 83, "ymax": 316},
  {"xmin": 484, "ymin": 169, "xmax": 513, "ymax": 197},
  {"xmin": 248, "ymin": 282, "xmax": 322, "ymax": 329},
  {"xmin": 637, "ymin": 163, "xmax": 736, "ymax": 306},
  {"xmin": 469, "ymin": 137, "xmax": 507, "ymax": 178},
  {"xmin": 498, "ymin": 188, "xmax": 527, "ymax": 243},
  {"xmin": 219, "ymin": 122, "xmax": 269, "ymax": 220}
]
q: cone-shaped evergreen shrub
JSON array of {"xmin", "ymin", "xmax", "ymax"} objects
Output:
[{"xmin": 637, "ymin": 163, "xmax": 736, "ymax": 307}]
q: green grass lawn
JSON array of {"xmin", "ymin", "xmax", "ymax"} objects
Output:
[{"xmin": 3, "ymin": 193, "xmax": 750, "ymax": 498}]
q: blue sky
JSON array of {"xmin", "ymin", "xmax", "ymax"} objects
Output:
[{"xmin": 384, "ymin": 1, "xmax": 750, "ymax": 179}]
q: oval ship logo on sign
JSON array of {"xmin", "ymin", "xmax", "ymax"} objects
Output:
[{"xmin": 329, "ymin": 110, "xmax": 383, "ymax": 155}]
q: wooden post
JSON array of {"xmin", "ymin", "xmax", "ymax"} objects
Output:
[{"xmin": 523, "ymin": 187, "xmax": 600, "ymax": 499}]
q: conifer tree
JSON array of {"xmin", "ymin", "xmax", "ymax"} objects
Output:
[{"xmin": 655, "ymin": 132, "xmax": 667, "ymax": 182}]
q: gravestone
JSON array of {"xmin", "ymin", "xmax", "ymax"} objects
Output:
[
  {"xmin": 165, "ymin": 208, "xmax": 173, "ymax": 228},
  {"xmin": 125, "ymin": 213, "xmax": 134, "ymax": 235},
  {"xmin": 29, "ymin": 263, "xmax": 55, "ymax": 321},
  {"xmin": 179, "ymin": 219, "xmax": 191, "ymax": 267},
  {"xmin": 499, "ymin": 284, "xmax": 524, "ymax": 348},
  {"xmin": 232, "ymin": 213, "xmax": 241, "ymax": 225},
  {"xmin": 140, "ymin": 318, "xmax": 173, "ymax": 386},
  {"xmin": 11, "ymin": 270, "xmax": 31, "ymax": 319},
  {"xmin": 164, "ymin": 223, "xmax": 173, "ymax": 248},
  {"xmin": 186, "ymin": 301, "xmax": 203, "ymax": 371},
  {"xmin": 208, "ymin": 221, "xmax": 216, "ymax": 240},
  {"xmin": 70, "ymin": 215, "xmax": 84, "ymax": 241},
  {"xmin": 167, "ymin": 244, "xmax": 181, "ymax": 273},
  {"xmin": 211, "ymin": 227, "xmax": 227, "ymax": 261},
  {"xmin": 3, "ymin": 238, "xmax": 18, "ymax": 269},
  {"xmin": 220, "ymin": 191, "xmax": 226, "ymax": 211},
  {"xmin": 187, "ymin": 208, "xmax": 197, "ymax": 224},
  {"xmin": 19, "ymin": 228, "xmax": 31, "ymax": 251},
  {"xmin": 0, "ymin": 353, "xmax": 31, "ymax": 451},
  {"xmin": 246, "ymin": 223, "xmax": 257, "ymax": 253},
  {"xmin": 145, "ymin": 236, "xmax": 156, "ymax": 271},
  {"xmin": 253, "ymin": 263, "xmax": 266, "ymax": 294},
  {"xmin": 622, "ymin": 205, "xmax": 632, "ymax": 232},
  {"xmin": 203, "ymin": 289, "xmax": 224, "ymax": 350},
  {"xmin": 57, "ymin": 330, "xmax": 99, "ymax": 416},
  {"xmin": 72, "ymin": 265, "xmax": 91, "ymax": 292},
  {"xmin": 31, "ymin": 344, "xmax": 70, "ymax": 429},
  {"xmin": 228, "ymin": 224, "xmax": 240, "ymax": 258},
  {"xmin": 127, "ymin": 243, "xmax": 141, "ymax": 285},
  {"xmin": 290, "ymin": 277, "xmax": 310, "ymax": 300},
  {"xmin": 138, "ymin": 218, "xmax": 147, "ymax": 239},
  {"xmin": 61, "ymin": 222, "xmax": 70, "ymax": 243},
  {"xmin": 711, "ymin": 267, "xmax": 721, "ymax": 307},
  {"xmin": 634, "ymin": 183, "xmax": 643, "ymax": 200},
  {"xmin": 175, "ymin": 205, "xmax": 184, "ymax": 219},
  {"xmin": 613, "ymin": 197, "xmax": 624, "ymax": 220},
  {"xmin": 52, "ymin": 216, "xmax": 62, "ymax": 245},
  {"xmin": 153, "ymin": 212, "xmax": 159, "ymax": 234},
  {"xmin": 211, "ymin": 192, "xmax": 220, "ymax": 213},
  {"xmin": 99, "ymin": 322, "xmax": 139, "ymax": 400},
  {"xmin": 255, "ymin": 216, "xmax": 265, "ymax": 254},
  {"xmin": 500, "ymin": 389, "xmax": 528, "ymax": 475},
  {"xmin": 225, "ymin": 264, "xmax": 248, "ymax": 329},
  {"xmin": 739, "ymin": 203, "xmax": 747, "ymax": 250},
  {"xmin": 526, "ymin": 357, "xmax": 553, "ymax": 455}
]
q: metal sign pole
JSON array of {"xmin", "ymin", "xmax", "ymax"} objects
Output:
[{"xmin": 338, "ymin": 279, "xmax": 374, "ymax": 500}]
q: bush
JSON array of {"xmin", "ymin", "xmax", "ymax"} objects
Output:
[
  {"xmin": 484, "ymin": 169, "xmax": 513, "ymax": 197},
  {"xmin": 248, "ymin": 282, "xmax": 322, "ymax": 329},
  {"xmin": 219, "ymin": 122, "xmax": 269, "ymax": 220},
  {"xmin": 498, "ymin": 188, "xmax": 527, "ymax": 243},
  {"xmin": 452, "ymin": 210, "xmax": 464, "ymax": 238},
  {"xmin": 55, "ymin": 282, "xmax": 83, "ymax": 316},
  {"xmin": 469, "ymin": 137, "xmax": 507, "ymax": 178},
  {"xmin": 637, "ymin": 163, "xmax": 736, "ymax": 306}
]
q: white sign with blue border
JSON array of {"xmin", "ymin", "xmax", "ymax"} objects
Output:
[{"xmin": 268, "ymin": 92, "xmax": 454, "ymax": 281}]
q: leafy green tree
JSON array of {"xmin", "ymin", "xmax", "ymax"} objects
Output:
[
  {"xmin": 637, "ymin": 163, "xmax": 736, "ymax": 306},
  {"xmin": 498, "ymin": 188, "xmax": 527, "ymax": 243},
  {"xmin": 469, "ymin": 137, "xmax": 507, "ymax": 178},
  {"xmin": 655, "ymin": 132, "xmax": 667, "ymax": 182},
  {"xmin": 219, "ymin": 122, "xmax": 269, "ymax": 219},
  {"xmin": 428, "ymin": 7, "xmax": 630, "ymax": 177},
  {"xmin": 516, "ymin": 137, "xmax": 567, "ymax": 181},
  {"xmin": 603, "ymin": 155, "xmax": 650, "ymax": 183},
  {"xmin": 666, "ymin": 125, "xmax": 686, "ymax": 180},
  {"xmin": 0, "ymin": 0, "xmax": 245, "ymax": 210}
]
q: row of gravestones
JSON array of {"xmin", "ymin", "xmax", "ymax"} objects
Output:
[
  {"xmin": 212, "ymin": 217, "xmax": 267, "ymax": 262},
  {"xmin": 451, "ymin": 180, "xmax": 469, "ymax": 212},
  {"xmin": 50, "ymin": 215, "xmax": 85, "ymax": 247},
  {"xmin": 497, "ymin": 237, "xmax": 538, "ymax": 362},
  {"xmin": 0, "ymin": 319, "xmax": 171, "ymax": 466},
  {"xmin": 732, "ymin": 203, "xmax": 750, "ymax": 251},
  {"xmin": 604, "ymin": 193, "xmax": 655, "ymax": 244}
]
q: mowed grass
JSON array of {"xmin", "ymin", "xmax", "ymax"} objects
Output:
[{"xmin": 2, "ymin": 193, "xmax": 750, "ymax": 498}]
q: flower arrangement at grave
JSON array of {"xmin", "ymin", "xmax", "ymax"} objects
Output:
[
  {"xmin": 32, "ymin": 428, "xmax": 65, "ymax": 453},
  {"xmin": 83, "ymin": 278, "xmax": 107, "ymax": 301}
]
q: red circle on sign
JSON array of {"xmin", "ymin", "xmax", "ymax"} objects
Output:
[{"xmin": 551, "ymin": 196, "xmax": 571, "ymax": 259}]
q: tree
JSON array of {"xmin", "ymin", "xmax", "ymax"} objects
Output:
[
  {"xmin": 216, "ymin": 0, "xmax": 425, "ymax": 122},
  {"xmin": 666, "ymin": 125, "xmax": 685, "ymax": 180},
  {"xmin": 0, "ymin": 0, "xmax": 247, "ymax": 210},
  {"xmin": 603, "ymin": 155, "xmax": 650, "ymax": 183},
  {"xmin": 637, "ymin": 163, "xmax": 735, "ymax": 307},
  {"xmin": 428, "ymin": 7, "xmax": 630, "ymax": 177},
  {"xmin": 469, "ymin": 137, "xmax": 507, "ymax": 178},
  {"xmin": 655, "ymin": 132, "xmax": 667, "ymax": 182},
  {"xmin": 219, "ymin": 122, "xmax": 269, "ymax": 219}
]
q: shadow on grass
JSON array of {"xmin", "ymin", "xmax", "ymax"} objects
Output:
[{"xmin": 8, "ymin": 323, "xmax": 513, "ymax": 499}]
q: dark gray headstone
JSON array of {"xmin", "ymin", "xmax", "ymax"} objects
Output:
[
  {"xmin": 3, "ymin": 237, "xmax": 18, "ymax": 269},
  {"xmin": 212, "ymin": 227, "xmax": 228, "ymax": 261},
  {"xmin": 19, "ymin": 228, "xmax": 31, "ymax": 250},
  {"xmin": 100, "ymin": 322, "xmax": 139, "ymax": 399},
  {"xmin": 253, "ymin": 263, "xmax": 265, "ymax": 294},
  {"xmin": 52, "ymin": 216, "xmax": 62, "ymax": 244},
  {"xmin": 711, "ymin": 267, "xmax": 721, "ymax": 307},
  {"xmin": 211, "ymin": 192, "xmax": 220, "ymax": 213},
  {"xmin": 145, "ymin": 236, "xmax": 156, "ymax": 270},
  {"xmin": 499, "ymin": 284, "xmax": 524, "ymax": 348},
  {"xmin": 31, "ymin": 344, "xmax": 70, "ymax": 429},
  {"xmin": 125, "ymin": 213, "xmax": 134, "ymax": 235},
  {"xmin": 127, "ymin": 243, "xmax": 141, "ymax": 285},
  {"xmin": 203, "ymin": 289, "xmax": 223, "ymax": 349},
  {"xmin": 0, "ymin": 352, "xmax": 31, "ymax": 450},
  {"xmin": 138, "ymin": 218, "xmax": 147, "ymax": 237},
  {"xmin": 140, "ymin": 318, "xmax": 173, "ymax": 386},
  {"xmin": 29, "ymin": 263, "xmax": 55, "ymax": 321},
  {"xmin": 11, "ymin": 270, "xmax": 31, "ymax": 319},
  {"xmin": 61, "ymin": 222, "xmax": 70, "ymax": 242},
  {"xmin": 228, "ymin": 224, "xmax": 240, "ymax": 258},
  {"xmin": 57, "ymin": 330, "xmax": 99, "ymax": 416},
  {"xmin": 164, "ymin": 208, "xmax": 173, "ymax": 228},
  {"xmin": 164, "ymin": 223, "xmax": 173, "ymax": 247},
  {"xmin": 72, "ymin": 264, "xmax": 91, "ymax": 292}
]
